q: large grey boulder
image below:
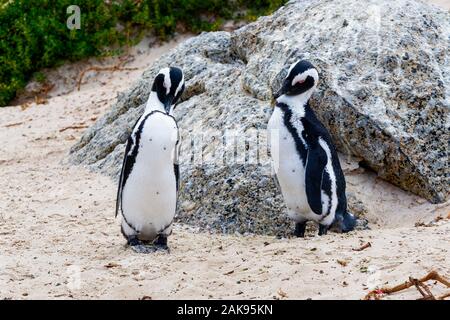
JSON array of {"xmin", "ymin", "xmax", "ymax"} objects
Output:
[{"xmin": 70, "ymin": 0, "xmax": 450, "ymax": 235}]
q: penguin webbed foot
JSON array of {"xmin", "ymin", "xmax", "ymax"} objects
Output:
[
  {"xmin": 153, "ymin": 235, "xmax": 170, "ymax": 253},
  {"xmin": 127, "ymin": 236, "xmax": 169, "ymax": 254},
  {"xmin": 294, "ymin": 221, "xmax": 306, "ymax": 238},
  {"xmin": 318, "ymin": 224, "xmax": 329, "ymax": 236},
  {"xmin": 131, "ymin": 243, "xmax": 158, "ymax": 254},
  {"xmin": 128, "ymin": 237, "xmax": 151, "ymax": 254},
  {"xmin": 354, "ymin": 217, "xmax": 370, "ymax": 231}
]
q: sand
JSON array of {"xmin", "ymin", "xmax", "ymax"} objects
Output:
[
  {"xmin": 1, "ymin": 13, "xmax": 449, "ymax": 299},
  {"xmin": 427, "ymin": 0, "xmax": 450, "ymax": 10}
]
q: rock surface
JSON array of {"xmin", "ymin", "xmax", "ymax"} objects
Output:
[{"xmin": 69, "ymin": 0, "xmax": 450, "ymax": 235}]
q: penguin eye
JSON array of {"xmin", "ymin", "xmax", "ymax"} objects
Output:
[{"xmin": 293, "ymin": 78, "xmax": 305, "ymax": 85}]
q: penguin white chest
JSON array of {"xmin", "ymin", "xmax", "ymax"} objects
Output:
[
  {"xmin": 268, "ymin": 108, "xmax": 311, "ymax": 220},
  {"xmin": 122, "ymin": 113, "xmax": 178, "ymax": 240}
]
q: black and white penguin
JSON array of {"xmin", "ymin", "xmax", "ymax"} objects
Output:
[
  {"xmin": 268, "ymin": 60, "xmax": 356, "ymax": 237},
  {"xmin": 115, "ymin": 67, "xmax": 185, "ymax": 253}
]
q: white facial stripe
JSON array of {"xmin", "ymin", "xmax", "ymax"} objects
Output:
[
  {"xmin": 291, "ymin": 68, "xmax": 318, "ymax": 87},
  {"xmin": 159, "ymin": 68, "xmax": 171, "ymax": 94},
  {"xmin": 287, "ymin": 59, "xmax": 301, "ymax": 76},
  {"xmin": 175, "ymin": 73, "xmax": 184, "ymax": 97}
]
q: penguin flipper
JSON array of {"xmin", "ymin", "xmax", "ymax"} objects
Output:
[
  {"xmin": 174, "ymin": 133, "xmax": 180, "ymax": 191},
  {"xmin": 305, "ymin": 144, "xmax": 328, "ymax": 215},
  {"xmin": 115, "ymin": 135, "xmax": 135, "ymax": 218}
]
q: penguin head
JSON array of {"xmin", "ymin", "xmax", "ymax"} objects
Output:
[
  {"xmin": 151, "ymin": 67, "xmax": 185, "ymax": 113},
  {"xmin": 273, "ymin": 60, "xmax": 319, "ymax": 100},
  {"xmin": 331, "ymin": 212, "xmax": 357, "ymax": 233}
]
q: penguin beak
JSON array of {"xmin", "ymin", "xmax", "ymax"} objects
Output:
[
  {"xmin": 273, "ymin": 79, "xmax": 289, "ymax": 104},
  {"xmin": 271, "ymin": 88, "xmax": 282, "ymax": 107},
  {"xmin": 271, "ymin": 96, "xmax": 277, "ymax": 107},
  {"xmin": 273, "ymin": 88, "xmax": 281, "ymax": 100},
  {"xmin": 164, "ymin": 96, "xmax": 174, "ymax": 113}
]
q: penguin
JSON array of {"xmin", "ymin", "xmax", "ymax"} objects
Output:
[
  {"xmin": 268, "ymin": 60, "xmax": 356, "ymax": 237},
  {"xmin": 115, "ymin": 67, "xmax": 185, "ymax": 253}
]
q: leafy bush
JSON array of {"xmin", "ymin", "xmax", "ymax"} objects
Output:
[{"xmin": 0, "ymin": 0, "xmax": 286, "ymax": 107}]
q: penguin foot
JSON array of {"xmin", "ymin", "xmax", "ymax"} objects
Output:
[
  {"xmin": 318, "ymin": 224, "xmax": 329, "ymax": 236},
  {"xmin": 294, "ymin": 222, "xmax": 306, "ymax": 237},
  {"xmin": 154, "ymin": 244, "xmax": 170, "ymax": 253},
  {"xmin": 153, "ymin": 235, "xmax": 170, "ymax": 253},
  {"xmin": 128, "ymin": 237, "xmax": 159, "ymax": 254},
  {"xmin": 131, "ymin": 244, "xmax": 158, "ymax": 254},
  {"xmin": 126, "ymin": 236, "xmax": 170, "ymax": 254},
  {"xmin": 355, "ymin": 217, "xmax": 370, "ymax": 231}
]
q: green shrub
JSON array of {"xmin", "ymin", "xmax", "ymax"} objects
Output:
[{"xmin": 0, "ymin": 0, "xmax": 286, "ymax": 107}]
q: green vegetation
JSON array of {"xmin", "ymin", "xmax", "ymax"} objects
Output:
[{"xmin": 0, "ymin": 0, "xmax": 286, "ymax": 107}]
